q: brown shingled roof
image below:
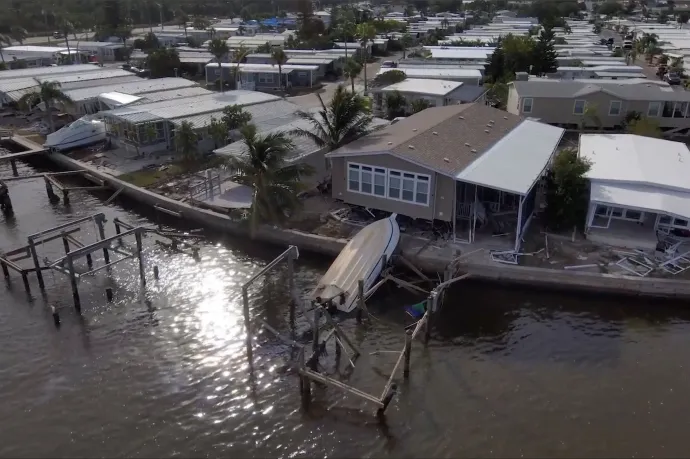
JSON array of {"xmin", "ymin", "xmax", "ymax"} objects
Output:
[{"xmin": 326, "ymin": 103, "xmax": 524, "ymax": 176}]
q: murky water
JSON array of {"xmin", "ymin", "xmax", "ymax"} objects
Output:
[{"xmin": 3, "ymin": 160, "xmax": 690, "ymax": 458}]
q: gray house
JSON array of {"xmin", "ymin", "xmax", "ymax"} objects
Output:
[
  {"xmin": 325, "ymin": 103, "xmax": 565, "ymax": 251},
  {"xmin": 205, "ymin": 62, "xmax": 320, "ymax": 90},
  {"xmin": 507, "ymin": 79, "xmax": 690, "ymax": 134}
]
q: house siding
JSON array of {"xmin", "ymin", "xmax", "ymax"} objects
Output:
[
  {"xmin": 511, "ymin": 88, "xmax": 690, "ymax": 129},
  {"xmin": 331, "ymin": 154, "xmax": 454, "ymax": 222}
]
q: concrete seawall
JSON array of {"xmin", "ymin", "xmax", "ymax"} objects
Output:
[{"xmin": 43, "ymin": 151, "xmax": 690, "ymax": 300}]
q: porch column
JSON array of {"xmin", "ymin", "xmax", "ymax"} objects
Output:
[
  {"xmin": 452, "ymin": 180, "xmax": 457, "ymax": 242},
  {"xmin": 310, "ymin": 70, "xmax": 313, "ymax": 88},
  {"xmin": 585, "ymin": 203, "xmax": 597, "ymax": 233},
  {"xmin": 513, "ymin": 196, "xmax": 524, "ymax": 252},
  {"xmin": 471, "ymin": 185, "xmax": 478, "ymax": 243}
]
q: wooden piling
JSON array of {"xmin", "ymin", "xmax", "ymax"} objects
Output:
[
  {"xmin": 66, "ymin": 255, "xmax": 80, "ymax": 312},
  {"xmin": 1, "ymin": 260, "xmax": 9, "ymax": 278},
  {"xmin": 61, "ymin": 233, "xmax": 70, "ymax": 254},
  {"xmin": 242, "ymin": 287, "xmax": 254, "ymax": 366},
  {"xmin": 357, "ymin": 279, "xmax": 365, "ymax": 324},
  {"xmin": 377, "ymin": 384, "xmax": 397, "ymax": 418},
  {"xmin": 114, "ymin": 220, "xmax": 122, "ymax": 245},
  {"xmin": 424, "ymin": 300, "xmax": 431, "ymax": 345},
  {"xmin": 312, "ymin": 306, "xmax": 320, "ymax": 357},
  {"xmin": 299, "ymin": 350, "xmax": 311, "ymax": 411},
  {"xmin": 135, "ymin": 230, "xmax": 145, "ymax": 287},
  {"xmin": 51, "ymin": 305, "xmax": 60, "ymax": 326},
  {"xmin": 287, "ymin": 250, "xmax": 296, "ymax": 336},
  {"xmin": 10, "ymin": 159, "xmax": 17, "ymax": 176},
  {"xmin": 153, "ymin": 265, "xmax": 159, "ymax": 279},
  {"xmin": 27, "ymin": 238, "xmax": 44, "ymax": 289},
  {"xmin": 86, "ymin": 253, "xmax": 93, "ymax": 269},
  {"xmin": 21, "ymin": 272, "xmax": 30, "ymax": 293},
  {"xmin": 96, "ymin": 217, "xmax": 110, "ymax": 264},
  {"xmin": 403, "ymin": 329, "xmax": 412, "ymax": 378},
  {"xmin": 106, "ymin": 287, "xmax": 113, "ymax": 302},
  {"xmin": 62, "ymin": 190, "xmax": 69, "ymax": 205}
]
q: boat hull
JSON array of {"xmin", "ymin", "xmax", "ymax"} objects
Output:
[
  {"xmin": 311, "ymin": 214, "xmax": 400, "ymax": 313},
  {"xmin": 44, "ymin": 119, "xmax": 106, "ymax": 152}
]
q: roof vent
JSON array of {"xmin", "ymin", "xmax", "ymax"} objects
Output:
[
  {"xmin": 443, "ymin": 157, "xmax": 450, "ymax": 162},
  {"xmin": 387, "ymin": 141, "xmax": 393, "ymax": 145},
  {"xmin": 489, "ymin": 120, "xmax": 495, "ymax": 123},
  {"xmin": 413, "ymin": 128, "xmax": 418, "ymax": 132},
  {"xmin": 464, "ymin": 142, "xmax": 471, "ymax": 147},
  {"xmin": 471, "ymin": 149, "xmax": 477, "ymax": 153},
  {"xmin": 433, "ymin": 131, "xmax": 438, "ymax": 135},
  {"xmin": 484, "ymin": 129, "xmax": 490, "ymax": 133},
  {"xmin": 459, "ymin": 116, "xmax": 465, "ymax": 119},
  {"xmin": 503, "ymin": 116, "xmax": 508, "ymax": 119},
  {"xmin": 408, "ymin": 145, "xmax": 415, "ymax": 149}
]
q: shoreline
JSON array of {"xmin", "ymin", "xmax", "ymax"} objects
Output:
[{"xmin": 17, "ymin": 145, "xmax": 690, "ymax": 301}]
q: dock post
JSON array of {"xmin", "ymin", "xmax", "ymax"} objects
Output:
[
  {"xmin": 377, "ymin": 384, "xmax": 398, "ymax": 418},
  {"xmin": 357, "ymin": 279, "xmax": 365, "ymax": 324},
  {"xmin": 86, "ymin": 253, "xmax": 93, "ymax": 269},
  {"xmin": 106, "ymin": 288, "xmax": 113, "ymax": 302},
  {"xmin": 135, "ymin": 230, "xmax": 145, "ymax": 287},
  {"xmin": 287, "ymin": 249, "xmax": 296, "ymax": 337},
  {"xmin": 21, "ymin": 272, "xmax": 30, "ymax": 293},
  {"xmin": 299, "ymin": 350, "xmax": 311, "ymax": 411},
  {"xmin": 96, "ymin": 217, "xmax": 110, "ymax": 264},
  {"xmin": 10, "ymin": 159, "xmax": 18, "ymax": 176},
  {"xmin": 114, "ymin": 219, "xmax": 122, "ymax": 245},
  {"xmin": 51, "ymin": 305, "xmax": 60, "ymax": 326},
  {"xmin": 27, "ymin": 237, "xmax": 45, "ymax": 289},
  {"xmin": 66, "ymin": 255, "xmax": 80, "ymax": 312},
  {"xmin": 44, "ymin": 177, "xmax": 58, "ymax": 203},
  {"xmin": 153, "ymin": 266, "xmax": 159, "ymax": 280},
  {"xmin": 403, "ymin": 329, "xmax": 412, "ymax": 378},
  {"xmin": 61, "ymin": 232, "xmax": 70, "ymax": 254},
  {"xmin": 242, "ymin": 287, "xmax": 254, "ymax": 366},
  {"xmin": 1, "ymin": 260, "xmax": 9, "ymax": 278},
  {"xmin": 62, "ymin": 190, "xmax": 69, "ymax": 206},
  {"xmin": 312, "ymin": 306, "xmax": 320, "ymax": 358}
]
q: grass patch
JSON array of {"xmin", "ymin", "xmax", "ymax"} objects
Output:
[{"xmin": 118, "ymin": 156, "xmax": 227, "ymax": 188}]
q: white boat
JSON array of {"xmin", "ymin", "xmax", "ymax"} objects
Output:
[
  {"xmin": 311, "ymin": 213, "xmax": 400, "ymax": 313},
  {"xmin": 44, "ymin": 116, "xmax": 107, "ymax": 151}
]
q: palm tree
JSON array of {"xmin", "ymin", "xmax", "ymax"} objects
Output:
[
  {"xmin": 580, "ymin": 103, "xmax": 601, "ymax": 131},
  {"xmin": 410, "ymin": 99, "xmax": 432, "ymax": 114},
  {"xmin": 385, "ymin": 91, "xmax": 407, "ymax": 119},
  {"xmin": 401, "ymin": 33, "xmax": 414, "ymax": 59},
  {"xmin": 337, "ymin": 12, "xmax": 356, "ymax": 59},
  {"xmin": 208, "ymin": 117, "xmax": 228, "ymax": 148},
  {"xmin": 670, "ymin": 57, "xmax": 684, "ymax": 75},
  {"xmin": 271, "ymin": 48, "xmax": 288, "ymax": 91},
  {"xmin": 355, "ymin": 22, "xmax": 376, "ymax": 92},
  {"xmin": 227, "ymin": 126, "xmax": 314, "ymax": 238},
  {"xmin": 292, "ymin": 84, "xmax": 372, "ymax": 152},
  {"xmin": 208, "ymin": 38, "xmax": 230, "ymax": 92},
  {"xmin": 57, "ymin": 18, "xmax": 75, "ymax": 64},
  {"xmin": 343, "ymin": 58, "xmax": 362, "ymax": 92},
  {"xmin": 18, "ymin": 81, "xmax": 73, "ymax": 133},
  {"xmin": 10, "ymin": 27, "xmax": 27, "ymax": 45},
  {"xmin": 174, "ymin": 120, "xmax": 198, "ymax": 163},
  {"xmin": 232, "ymin": 45, "xmax": 250, "ymax": 88},
  {"xmin": 178, "ymin": 11, "xmax": 190, "ymax": 38},
  {"xmin": 0, "ymin": 34, "xmax": 9, "ymax": 63}
]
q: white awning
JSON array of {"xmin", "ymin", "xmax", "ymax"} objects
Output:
[
  {"xmin": 455, "ymin": 120, "xmax": 564, "ymax": 195},
  {"xmin": 591, "ymin": 181, "xmax": 690, "ymax": 221}
]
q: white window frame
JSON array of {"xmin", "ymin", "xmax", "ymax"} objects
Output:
[
  {"xmin": 258, "ymin": 73, "xmax": 274, "ymax": 84},
  {"xmin": 522, "ymin": 97, "xmax": 533, "ymax": 114},
  {"xmin": 647, "ymin": 101, "xmax": 661, "ymax": 117},
  {"xmin": 347, "ymin": 162, "xmax": 431, "ymax": 206},
  {"xmin": 608, "ymin": 100, "xmax": 622, "ymax": 116},
  {"xmin": 573, "ymin": 99, "xmax": 586, "ymax": 115}
]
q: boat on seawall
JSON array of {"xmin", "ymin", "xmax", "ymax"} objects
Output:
[{"xmin": 311, "ymin": 213, "xmax": 400, "ymax": 313}]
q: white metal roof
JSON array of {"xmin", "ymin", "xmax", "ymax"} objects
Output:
[
  {"xmin": 286, "ymin": 57, "xmax": 335, "ymax": 65},
  {"xmin": 591, "ymin": 181, "xmax": 690, "ymax": 220},
  {"xmin": 4, "ymin": 45, "xmax": 67, "ymax": 53},
  {"xmin": 206, "ymin": 62, "xmax": 319, "ymax": 71},
  {"xmin": 380, "ymin": 79, "xmax": 463, "ymax": 96},
  {"xmin": 98, "ymin": 92, "xmax": 143, "ymax": 107},
  {"xmin": 580, "ymin": 134, "xmax": 690, "ymax": 193},
  {"xmin": 0, "ymin": 64, "xmax": 102, "ymax": 81},
  {"xmin": 456, "ymin": 120, "xmax": 565, "ymax": 195},
  {"xmin": 64, "ymin": 77, "xmax": 198, "ymax": 101},
  {"xmin": 36, "ymin": 68, "xmax": 134, "ymax": 84},
  {"xmin": 378, "ymin": 67, "xmax": 482, "ymax": 80},
  {"xmin": 425, "ymin": 48, "xmax": 494, "ymax": 60}
]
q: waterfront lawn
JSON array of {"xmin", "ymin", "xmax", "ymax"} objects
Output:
[{"xmin": 118, "ymin": 156, "xmax": 226, "ymax": 188}]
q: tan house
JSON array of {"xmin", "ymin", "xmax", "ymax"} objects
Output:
[
  {"xmin": 325, "ymin": 103, "xmax": 565, "ymax": 252},
  {"xmin": 506, "ymin": 79, "xmax": 690, "ymax": 134}
]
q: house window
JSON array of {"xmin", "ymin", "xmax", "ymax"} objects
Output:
[
  {"xmin": 258, "ymin": 73, "xmax": 274, "ymax": 83},
  {"xmin": 522, "ymin": 97, "xmax": 533, "ymax": 114},
  {"xmin": 573, "ymin": 99, "xmax": 586, "ymax": 115},
  {"xmin": 156, "ymin": 122, "xmax": 165, "ymax": 140},
  {"xmin": 608, "ymin": 100, "xmax": 622, "ymax": 116},
  {"xmin": 674, "ymin": 102, "xmax": 688, "ymax": 118},
  {"xmin": 347, "ymin": 162, "xmax": 430, "ymax": 206},
  {"xmin": 648, "ymin": 102, "xmax": 661, "ymax": 117}
]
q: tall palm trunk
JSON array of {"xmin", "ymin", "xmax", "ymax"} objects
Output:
[
  {"xmin": 362, "ymin": 46, "xmax": 368, "ymax": 92},
  {"xmin": 46, "ymin": 100, "xmax": 56, "ymax": 133},
  {"xmin": 218, "ymin": 61, "xmax": 223, "ymax": 92},
  {"xmin": 278, "ymin": 64, "xmax": 283, "ymax": 90},
  {"xmin": 350, "ymin": 76, "xmax": 355, "ymax": 92},
  {"xmin": 64, "ymin": 35, "xmax": 72, "ymax": 64},
  {"xmin": 0, "ymin": 48, "xmax": 5, "ymax": 63}
]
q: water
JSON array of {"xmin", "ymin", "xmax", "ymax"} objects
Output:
[{"xmin": 2, "ymin": 160, "xmax": 690, "ymax": 458}]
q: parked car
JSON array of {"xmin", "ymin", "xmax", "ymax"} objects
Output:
[
  {"xmin": 607, "ymin": 37, "xmax": 615, "ymax": 45},
  {"xmin": 665, "ymin": 72, "xmax": 681, "ymax": 85},
  {"xmin": 381, "ymin": 60, "xmax": 397, "ymax": 68},
  {"xmin": 53, "ymin": 31, "xmax": 63, "ymax": 39}
]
